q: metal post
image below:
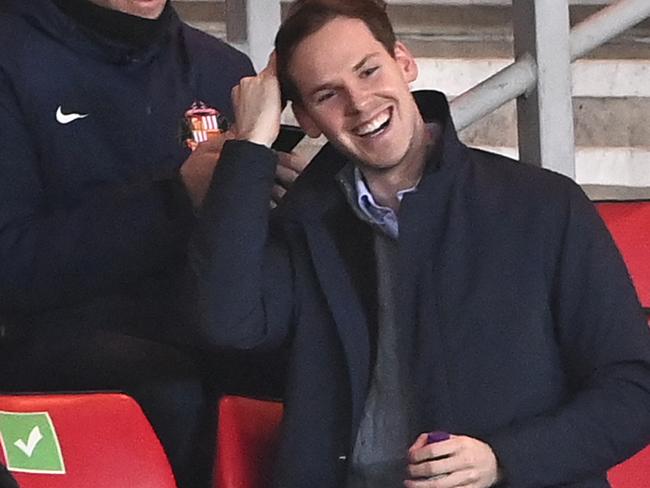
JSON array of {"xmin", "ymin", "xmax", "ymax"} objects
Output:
[
  {"xmin": 225, "ymin": 0, "xmax": 282, "ymax": 72},
  {"xmin": 512, "ymin": 0, "xmax": 575, "ymax": 178}
]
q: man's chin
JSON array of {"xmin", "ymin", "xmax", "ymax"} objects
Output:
[
  {"xmin": 331, "ymin": 141, "xmax": 404, "ymax": 173},
  {"xmin": 355, "ymin": 158, "xmax": 401, "ymax": 175},
  {"xmin": 119, "ymin": 0, "xmax": 167, "ymax": 19}
]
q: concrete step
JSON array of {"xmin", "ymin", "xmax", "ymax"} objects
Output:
[
  {"xmin": 582, "ymin": 185, "xmax": 650, "ymax": 200},
  {"xmin": 389, "ymin": 2, "xmax": 650, "ymax": 59}
]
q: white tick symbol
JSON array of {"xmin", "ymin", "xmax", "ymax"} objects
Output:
[
  {"xmin": 14, "ymin": 426, "xmax": 44, "ymax": 458},
  {"xmin": 56, "ymin": 106, "xmax": 89, "ymax": 124}
]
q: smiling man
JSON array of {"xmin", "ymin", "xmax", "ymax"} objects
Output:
[{"xmin": 191, "ymin": 1, "xmax": 650, "ymax": 487}]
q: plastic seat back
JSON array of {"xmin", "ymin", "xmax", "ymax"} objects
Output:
[
  {"xmin": 0, "ymin": 392, "xmax": 176, "ymax": 488},
  {"xmin": 215, "ymin": 395, "xmax": 283, "ymax": 488},
  {"xmin": 596, "ymin": 201, "xmax": 650, "ymax": 309},
  {"xmin": 607, "ymin": 446, "xmax": 650, "ymax": 488},
  {"xmin": 596, "ymin": 201, "xmax": 650, "ymax": 487}
]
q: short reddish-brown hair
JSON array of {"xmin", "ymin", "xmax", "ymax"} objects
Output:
[{"xmin": 275, "ymin": 0, "xmax": 396, "ymax": 103}]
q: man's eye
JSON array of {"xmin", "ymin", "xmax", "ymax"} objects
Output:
[
  {"xmin": 316, "ymin": 91, "xmax": 335, "ymax": 103},
  {"xmin": 361, "ymin": 66, "xmax": 379, "ymax": 78}
]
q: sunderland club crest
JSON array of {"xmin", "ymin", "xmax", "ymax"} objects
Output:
[{"xmin": 180, "ymin": 101, "xmax": 230, "ymax": 151}]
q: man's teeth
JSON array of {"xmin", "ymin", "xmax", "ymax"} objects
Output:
[{"xmin": 355, "ymin": 112, "xmax": 390, "ymax": 136}]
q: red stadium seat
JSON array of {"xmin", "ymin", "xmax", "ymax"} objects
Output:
[
  {"xmin": 596, "ymin": 201, "xmax": 650, "ymax": 308},
  {"xmin": 0, "ymin": 392, "xmax": 176, "ymax": 488},
  {"xmin": 608, "ymin": 446, "xmax": 650, "ymax": 488},
  {"xmin": 596, "ymin": 200, "xmax": 650, "ymax": 486},
  {"xmin": 215, "ymin": 395, "xmax": 283, "ymax": 488}
]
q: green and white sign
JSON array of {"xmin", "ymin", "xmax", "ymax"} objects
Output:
[{"xmin": 0, "ymin": 411, "xmax": 65, "ymax": 474}]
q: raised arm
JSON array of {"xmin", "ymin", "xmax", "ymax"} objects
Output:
[{"xmin": 188, "ymin": 57, "xmax": 294, "ymax": 351}]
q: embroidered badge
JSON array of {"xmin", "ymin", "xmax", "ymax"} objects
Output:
[{"xmin": 180, "ymin": 101, "xmax": 230, "ymax": 151}]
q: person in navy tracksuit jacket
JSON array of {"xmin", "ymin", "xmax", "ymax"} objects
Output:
[
  {"xmin": 0, "ymin": 1, "xmax": 255, "ymax": 486},
  {"xmin": 0, "ymin": 465, "xmax": 18, "ymax": 488}
]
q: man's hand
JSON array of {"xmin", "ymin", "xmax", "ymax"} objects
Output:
[
  {"xmin": 405, "ymin": 434, "xmax": 501, "ymax": 488},
  {"xmin": 179, "ymin": 132, "xmax": 233, "ymax": 208},
  {"xmin": 232, "ymin": 55, "xmax": 282, "ymax": 147},
  {"xmin": 271, "ymin": 150, "xmax": 310, "ymax": 204}
]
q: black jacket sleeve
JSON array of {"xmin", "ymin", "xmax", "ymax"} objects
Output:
[
  {"xmin": 188, "ymin": 140, "xmax": 294, "ymax": 351},
  {"xmin": 486, "ymin": 183, "xmax": 650, "ymax": 486},
  {"xmin": 0, "ymin": 70, "xmax": 194, "ymax": 314}
]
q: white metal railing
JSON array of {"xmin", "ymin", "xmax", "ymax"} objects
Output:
[
  {"xmin": 452, "ymin": 0, "xmax": 650, "ymax": 132},
  {"xmin": 449, "ymin": 54, "xmax": 537, "ymax": 133},
  {"xmin": 445, "ymin": 0, "xmax": 649, "ymax": 177},
  {"xmin": 225, "ymin": 0, "xmax": 281, "ymax": 70},
  {"xmin": 570, "ymin": 0, "xmax": 650, "ymax": 59}
]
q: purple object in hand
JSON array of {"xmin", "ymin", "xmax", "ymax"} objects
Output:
[
  {"xmin": 426, "ymin": 431, "xmax": 450, "ymax": 444},
  {"xmin": 425, "ymin": 431, "xmax": 452, "ymax": 480}
]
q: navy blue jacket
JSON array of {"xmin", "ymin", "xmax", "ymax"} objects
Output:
[
  {"xmin": 191, "ymin": 91, "xmax": 650, "ymax": 487},
  {"xmin": 0, "ymin": 0, "xmax": 253, "ymax": 333}
]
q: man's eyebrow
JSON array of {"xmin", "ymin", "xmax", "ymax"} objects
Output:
[
  {"xmin": 353, "ymin": 52, "xmax": 380, "ymax": 72},
  {"xmin": 307, "ymin": 53, "xmax": 382, "ymax": 98}
]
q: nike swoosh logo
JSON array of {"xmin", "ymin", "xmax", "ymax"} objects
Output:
[{"xmin": 56, "ymin": 106, "xmax": 89, "ymax": 124}]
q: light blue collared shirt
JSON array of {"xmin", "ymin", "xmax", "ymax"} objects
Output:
[{"xmin": 353, "ymin": 167, "xmax": 417, "ymax": 239}]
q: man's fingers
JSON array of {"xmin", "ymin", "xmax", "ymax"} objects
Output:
[
  {"xmin": 407, "ymin": 436, "xmax": 500, "ymax": 488},
  {"xmin": 275, "ymin": 151, "xmax": 310, "ymax": 187},
  {"xmin": 231, "ymin": 68, "xmax": 281, "ymax": 146},
  {"xmin": 275, "ymin": 163, "xmax": 299, "ymax": 188},
  {"xmin": 263, "ymin": 51, "xmax": 277, "ymax": 77},
  {"xmin": 193, "ymin": 131, "xmax": 231, "ymax": 154},
  {"xmin": 409, "ymin": 439, "xmax": 457, "ymax": 464},
  {"xmin": 271, "ymin": 183, "xmax": 287, "ymax": 204},
  {"xmin": 409, "ymin": 433, "xmax": 431, "ymax": 451},
  {"xmin": 404, "ymin": 468, "xmax": 475, "ymax": 488},
  {"xmin": 407, "ymin": 453, "xmax": 469, "ymax": 479},
  {"xmin": 273, "ymin": 152, "xmax": 310, "ymax": 197},
  {"xmin": 277, "ymin": 150, "xmax": 309, "ymax": 173}
]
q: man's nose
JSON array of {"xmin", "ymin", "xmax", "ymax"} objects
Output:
[{"xmin": 345, "ymin": 85, "xmax": 371, "ymax": 114}]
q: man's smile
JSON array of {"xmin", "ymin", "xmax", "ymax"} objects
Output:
[{"xmin": 353, "ymin": 107, "xmax": 392, "ymax": 138}]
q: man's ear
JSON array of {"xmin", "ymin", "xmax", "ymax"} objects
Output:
[
  {"xmin": 292, "ymin": 103, "xmax": 322, "ymax": 139},
  {"xmin": 393, "ymin": 41, "xmax": 418, "ymax": 84}
]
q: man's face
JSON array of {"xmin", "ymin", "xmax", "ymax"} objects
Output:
[
  {"xmin": 289, "ymin": 16, "xmax": 423, "ymax": 172},
  {"xmin": 88, "ymin": 0, "xmax": 166, "ymax": 19}
]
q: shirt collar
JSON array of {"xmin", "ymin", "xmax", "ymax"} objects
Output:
[
  {"xmin": 336, "ymin": 164, "xmax": 419, "ymax": 240},
  {"xmin": 354, "ymin": 166, "xmax": 417, "ymax": 218}
]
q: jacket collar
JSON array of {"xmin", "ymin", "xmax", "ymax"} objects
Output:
[
  {"xmin": 6, "ymin": 0, "xmax": 181, "ymax": 65},
  {"xmin": 52, "ymin": 0, "xmax": 173, "ymax": 52}
]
